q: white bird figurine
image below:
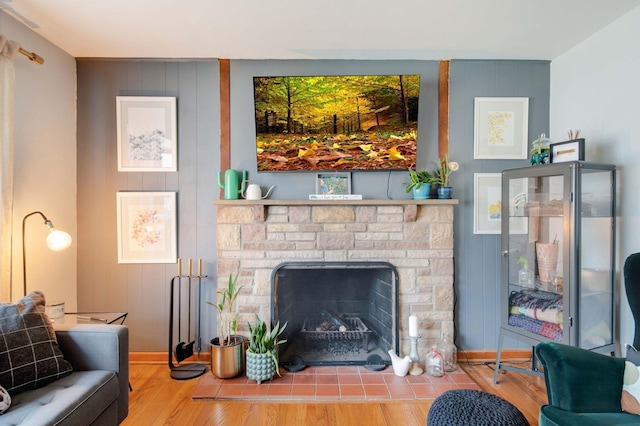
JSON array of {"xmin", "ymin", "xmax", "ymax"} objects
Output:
[{"xmin": 388, "ymin": 349, "xmax": 411, "ymax": 377}]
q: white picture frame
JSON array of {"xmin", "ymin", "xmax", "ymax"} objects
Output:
[
  {"xmin": 116, "ymin": 192, "xmax": 177, "ymax": 263},
  {"xmin": 116, "ymin": 96, "xmax": 177, "ymax": 172},
  {"xmin": 474, "ymin": 97, "xmax": 529, "ymax": 159},
  {"xmin": 474, "ymin": 173, "xmax": 503, "ymax": 234},
  {"xmin": 315, "ymin": 173, "xmax": 351, "ymax": 195}
]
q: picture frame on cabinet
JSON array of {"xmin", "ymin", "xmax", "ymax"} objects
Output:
[
  {"xmin": 473, "ymin": 97, "xmax": 529, "ymax": 159},
  {"xmin": 116, "ymin": 192, "xmax": 177, "ymax": 263},
  {"xmin": 116, "ymin": 96, "xmax": 177, "ymax": 172},
  {"xmin": 550, "ymin": 139, "xmax": 585, "ymax": 163}
]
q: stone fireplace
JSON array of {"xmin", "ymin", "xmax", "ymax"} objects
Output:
[{"xmin": 214, "ymin": 200, "xmax": 456, "ymax": 362}]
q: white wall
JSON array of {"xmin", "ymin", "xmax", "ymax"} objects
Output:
[
  {"xmin": 550, "ymin": 5, "xmax": 640, "ymax": 351},
  {"xmin": 0, "ymin": 12, "xmax": 77, "ymax": 308}
]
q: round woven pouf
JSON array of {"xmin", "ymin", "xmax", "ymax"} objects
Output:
[{"xmin": 427, "ymin": 389, "xmax": 529, "ymax": 426}]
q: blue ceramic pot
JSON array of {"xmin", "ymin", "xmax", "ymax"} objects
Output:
[
  {"xmin": 412, "ymin": 184, "xmax": 431, "ymax": 200},
  {"xmin": 437, "ymin": 186, "xmax": 453, "ymax": 199}
]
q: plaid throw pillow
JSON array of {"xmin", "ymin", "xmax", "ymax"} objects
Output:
[{"xmin": 0, "ymin": 291, "xmax": 72, "ymax": 395}]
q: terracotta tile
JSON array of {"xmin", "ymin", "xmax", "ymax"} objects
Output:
[
  {"xmin": 316, "ymin": 384, "xmax": 340, "ymax": 399},
  {"xmin": 217, "ymin": 384, "xmax": 246, "ymax": 398},
  {"xmin": 410, "ymin": 383, "xmax": 439, "ymax": 398},
  {"xmin": 384, "ymin": 374, "xmax": 409, "ymax": 386},
  {"xmin": 405, "ymin": 374, "xmax": 431, "ymax": 384},
  {"xmin": 316, "ymin": 366, "xmax": 338, "ymax": 375},
  {"xmin": 267, "ymin": 384, "xmax": 292, "ymax": 398},
  {"xmin": 293, "ymin": 374, "xmax": 315, "ymax": 385},
  {"xmin": 316, "ymin": 374, "xmax": 339, "ymax": 385},
  {"xmin": 428, "ymin": 374, "xmax": 454, "ymax": 384},
  {"xmin": 291, "ymin": 384, "xmax": 316, "ymax": 399},
  {"xmin": 433, "ymin": 382, "xmax": 459, "ymax": 394},
  {"xmin": 242, "ymin": 384, "xmax": 270, "ymax": 398},
  {"xmin": 192, "ymin": 384, "xmax": 221, "ymax": 399},
  {"xmin": 340, "ymin": 384, "xmax": 365, "ymax": 398},
  {"xmin": 336, "ymin": 366, "xmax": 360, "ymax": 375},
  {"xmin": 364, "ymin": 384, "xmax": 390, "ymax": 399},
  {"xmin": 224, "ymin": 375, "xmax": 249, "ymax": 384},
  {"xmin": 387, "ymin": 384, "xmax": 416, "ymax": 399},
  {"xmin": 360, "ymin": 374, "xmax": 385, "ymax": 385},
  {"xmin": 271, "ymin": 374, "xmax": 293, "ymax": 384},
  {"xmin": 338, "ymin": 374, "xmax": 362, "ymax": 385}
]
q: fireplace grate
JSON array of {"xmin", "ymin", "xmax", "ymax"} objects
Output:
[{"xmin": 301, "ymin": 317, "xmax": 371, "ymax": 351}]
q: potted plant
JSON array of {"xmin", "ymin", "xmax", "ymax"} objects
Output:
[
  {"xmin": 246, "ymin": 315, "xmax": 287, "ymax": 384},
  {"xmin": 404, "ymin": 168, "xmax": 435, "ymax": 199},
  {"xmin": 206, "ymin": 272, "xmax": 247, "ymax": 379},
  {"xmin": 432, "ymin": 154, "xmax": 459, "ymax": 199}
]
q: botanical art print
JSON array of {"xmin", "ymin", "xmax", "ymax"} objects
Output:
[
  {"xmin": 116, "ymin": 96, "xmax": 177, "ymax": 172},
  {"xmin": 116, "ymin": 192, "xmax": 177, "ymax": 263},
  {"xmin": 474, "ymin": 173, "xmax": 502, "ymax": 234},
  {"xmin": 474, "ymin": 97, "xmax": 529, "ymax": 159}
]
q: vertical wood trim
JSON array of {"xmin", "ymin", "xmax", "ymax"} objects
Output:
[
  {"xmin": 219, "ymin": 59, "xmax": 230, "ymax": 198},
  {"xmin": 438, "ymin": 60, "xmax": 450, "ymax": 158}
]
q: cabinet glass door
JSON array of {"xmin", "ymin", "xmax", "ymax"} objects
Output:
[
  {"xmin": 579, "ymin": 169, "xmax": 614, "ymax": 349},
  {"xmin": 506, "ymin": 171, "xmax": 566, "ymax": 344}
]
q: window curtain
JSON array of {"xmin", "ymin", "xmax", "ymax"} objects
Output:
[{"xmin": 0, "ymin": 35, "xmax": 20, "ymax": 302}]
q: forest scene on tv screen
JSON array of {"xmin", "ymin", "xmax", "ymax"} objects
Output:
[{"xmin": 253, "ymin": 74, "xmax": 420, "ymax": 172}]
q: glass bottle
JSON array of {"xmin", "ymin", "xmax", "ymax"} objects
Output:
[
  {"xmin": 425, "ymin": 345, "xmax": 443, "ymax": 377},
  {"xmin": 439, "ymin": 333, "xmax": 457, "ymax": 372}
]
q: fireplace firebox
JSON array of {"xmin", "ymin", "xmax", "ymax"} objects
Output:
[{"xmin": 271, "ymin": 261, "xmax": 398, "ymax": 367}]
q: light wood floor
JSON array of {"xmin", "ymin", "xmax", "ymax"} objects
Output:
[{"xmin": 123, "ymin": 358, "xmax": 548, "ymax": 426}]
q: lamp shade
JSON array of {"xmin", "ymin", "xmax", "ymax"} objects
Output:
[{"xmin": 46, "ymin": 229, "xmax": 72, "ymax": 251}]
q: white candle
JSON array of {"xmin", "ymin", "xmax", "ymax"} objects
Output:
[
  {"xmin": 409, "ymin": 315, "xmax": 418, "ymax": 337},
  {"xmin": 198, "ymin": 259, "xmax": 203, "ymax": 276}
]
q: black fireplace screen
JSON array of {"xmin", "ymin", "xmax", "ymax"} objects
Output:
[{"xmin": 271, "ymin": 261, "xmax": 398, "ymax": 366}]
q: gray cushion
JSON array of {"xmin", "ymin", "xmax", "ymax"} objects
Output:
[{"xmin": 0, "ymin": 291, "xmax": 72, "ymax": 394}]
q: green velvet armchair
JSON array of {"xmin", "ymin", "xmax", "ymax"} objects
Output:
[{"xmin": 536, "ymin": 341, "xmax": 640, "ymax": 425}]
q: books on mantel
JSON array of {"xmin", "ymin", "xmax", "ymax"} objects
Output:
[{"xmin": 308, "ymin": 194, "xmax": 363, "ymax": 200}]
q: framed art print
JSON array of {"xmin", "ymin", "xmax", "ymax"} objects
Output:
[
  {"xmin": 474, "ymin": 97, "xmax": 529, "ymax": 159},
  {"xmin": 116, "ymin": 192, "xmax": 177, "ymax": 263},
  {"xmin": 116, "ymin": 96, "xmax": 177, "ymax": 172},
  {"xmin": 474, "ymin": 173, "xmax": 503, "ymax": 234}
]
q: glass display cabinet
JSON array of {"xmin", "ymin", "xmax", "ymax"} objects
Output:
[{"xmin": 494, "ymin": 161, "xmax": 616, "ymax": 383}]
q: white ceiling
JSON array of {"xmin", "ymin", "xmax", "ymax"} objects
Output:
[{"xmin": 3, "ymin": 0, "xmax": 640, "ymax": 60}]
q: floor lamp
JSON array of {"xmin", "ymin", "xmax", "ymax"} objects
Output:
[{"xmin": 22, "ymin": 211, "xmax": 72, "ymax": 297}]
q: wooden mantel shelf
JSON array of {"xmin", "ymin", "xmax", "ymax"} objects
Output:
[{"xmin": 213, "ymin": 199, "xmax": 459, "ymax": 206}]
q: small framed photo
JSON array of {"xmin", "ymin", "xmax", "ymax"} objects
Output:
[
  {"xmin": 550, "ymin": 139, "xmax": 585, "ymax": 163},
  {"xmin": 316, "ymin": 173, "xmax": 351, "ymax": 195},
  {"xmin": 116, "ymin": 96, "xmax": 177, "ymax": 172},
  {"xmin": 474, "ymin": 173, "xmax": 502, "ymax": 234},
  {"xmin": 116, "ymin": 192, "xmax": 177, "ymax": 263},
  {"xmin": 474, "ymin": 97, "xmax": 529, "ymax": 159}
]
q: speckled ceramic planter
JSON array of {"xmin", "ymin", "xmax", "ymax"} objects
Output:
[{"xmin": 246, "ymin": 351, "xmax": 276, "ymax": 384}]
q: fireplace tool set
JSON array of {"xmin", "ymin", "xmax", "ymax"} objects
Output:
[{"xmin": 168, "ymin": 258, "xmax": 207, "ymax": 380}]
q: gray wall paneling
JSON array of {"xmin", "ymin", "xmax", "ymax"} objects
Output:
[
  {"xmin": 448, "ymin": 60, "xmax": 550, "ymax": 351},
  {"xmin": 77, "ymin": 60, "xmax": 219, "ymax": 352}
]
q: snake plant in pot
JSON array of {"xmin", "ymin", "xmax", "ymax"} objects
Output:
[
  {"xmin": 206, "ymin": 272, "xmax": 247, "ymax": 379},
  {"xmin": 246, "ymin": 315, "xmax": 288, "ymax": 384}
]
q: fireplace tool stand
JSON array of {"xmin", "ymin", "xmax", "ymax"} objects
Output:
[{"xmin": 168, "ymin": 267, "xmax": 207, "ymax": 380}]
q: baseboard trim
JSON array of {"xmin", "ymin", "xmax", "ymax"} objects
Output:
[{"xmin": 130, "ymin": 349, "xmax": 533, "ymax": 364}]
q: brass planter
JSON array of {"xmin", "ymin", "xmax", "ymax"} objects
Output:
[{"xmin": 210, "ymin": 335, "xmax": 247, "ymax": 379}]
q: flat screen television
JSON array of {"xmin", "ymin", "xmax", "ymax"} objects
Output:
[{"xmin": 253, "ymin": 74, "xmax": 420, "ymax": 172}]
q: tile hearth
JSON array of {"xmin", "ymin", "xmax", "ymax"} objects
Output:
[{"xmin": 192, "ymin": 365, "xmax": 480, "ymax": 401}]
